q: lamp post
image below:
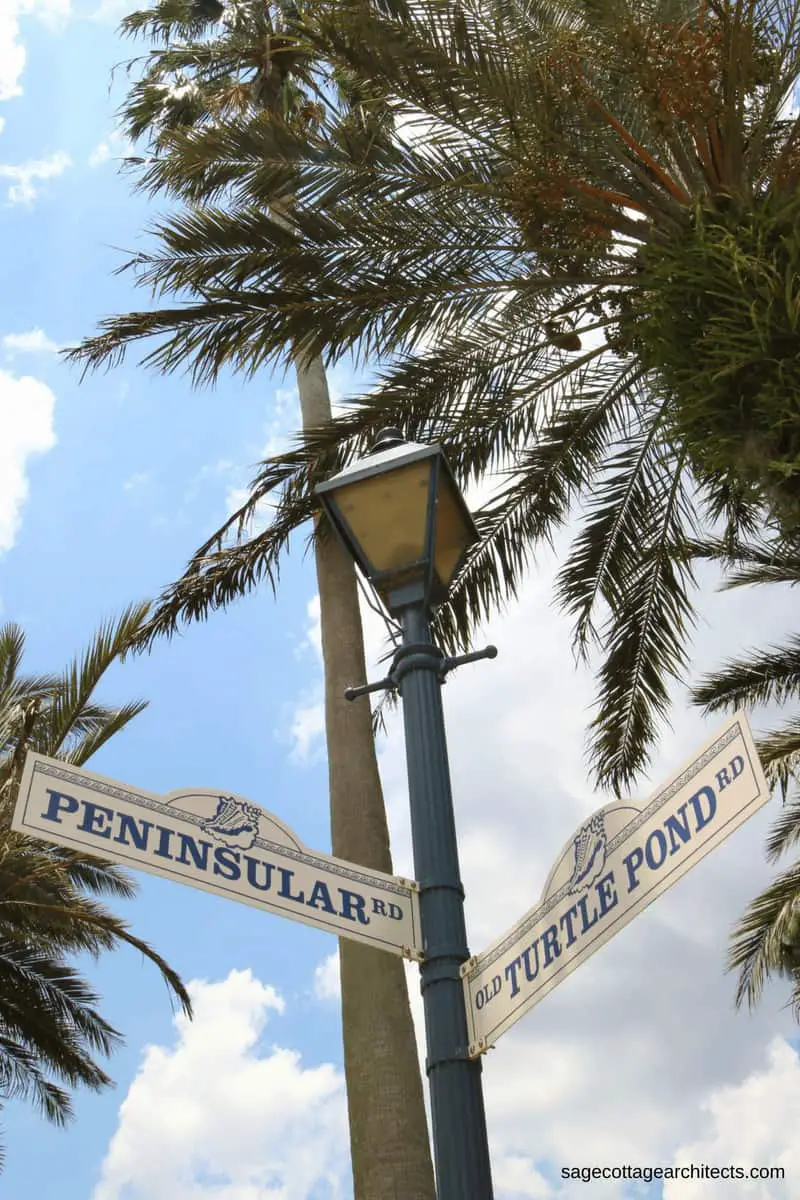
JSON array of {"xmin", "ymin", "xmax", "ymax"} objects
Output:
[{"xmin": 316, "ymin": 428, "xmax": 496, "ymax": 1200}]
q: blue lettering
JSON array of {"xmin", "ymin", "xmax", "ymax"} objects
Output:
[
  {"xmin": 688, "ymin": 785, "xmax": 717, "ymax": 832},
  {"xmin": 41, "ymin": 788, "xmax": 79, "ymax": 824},
  {"xmin": 475, "ymin": 976, "xmax": 502, "ymax": 1011},
  {"xmin": 77, "ymin": 801, "xmax": 114, "ymax": 839},
  {"xmin": 113, "ymin": 814, "xmax": 153, "ymax": 851},
  {"xmin": 665, "ymin": 804, "xmax": 692, "ymax": 855},
  {"xmin": 278, "ymin": 867, "xmax": 305, "ymax": 904},
  {"xmin": 715, "ymin": 766, "xmax": 731, "ymax": 791},
  {"xmin": 577, "ymin": 894, "xmax": 600, "ymax": 934},
  {"xmin": 622, "ymin": 845, "xmax": 644, "ymax": 892},
  {"xmin": 387, "ymin": 903, "xmax": 403, "ymax": 920},
  {"xmin": 559, "ymin": 904, "xmax": 580, "ymax": 947},
  {"xmin": 338, "ymin": 888, "xmax": 369, "ymax": 925},
  {"xmin": 595, "ymin": 870, "xmax": 618, "ymax": 917},
  {"xmin": 307, "ymin": 880, "xmax": 336, "ymax": 914},
  {"xmin": 153, "ymin": 826, "xmax": 174, "ymax": 860},
  {"xmin": 521, "ymin": 941, "xmax": 541, "ymax": 983},
  {"xmin": 245, "ymin": 856, "xmax": 274, "ymax": 892},
  {"xmin": 645, "ymin": 829, "xmax": 668, "ymax": 870},
  {"xmin": 505, "ymin": 955, "xmax": 523, "ymax": 997},
  {"xmin": 176, "ymin": 834, "xmax": 212, "ymax": 871},
  {"xmin": 541, "ymin": 925, "xmax": 561, "ymax": 968},
  {"xmin": 213, "ymin": 846, "xmax": 241, "ymax": 881},
  {"xmin": 372, "ymin": 898, "xmax": 387, "ymax": 916},
  {"xmin": 730, "ymin": 755, "xmax": 744, "ymax": 780}
]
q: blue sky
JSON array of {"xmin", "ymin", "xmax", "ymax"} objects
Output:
[{"xmin": 2, "ymin": 4, "xmax": 800, "ymax": 1199}]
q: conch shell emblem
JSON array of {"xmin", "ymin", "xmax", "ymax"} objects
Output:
[
  {"xmin": 200, "ymin": 796, "xmax": 261, "ymax": 851},
  {"xmin": 567, "ymin": 812, "xmax": 607, "ymax": 894}
]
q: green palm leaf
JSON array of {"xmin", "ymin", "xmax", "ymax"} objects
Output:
[
  {"xmin": 66, "ymin": 0, "xmax": 800, "ymax": 806},
  {"xmin": 688, "ymin": 528, "xmax": 800, "ymax": 1007},
  {"xmin": 0, "ymin": 610, "xmax": 191, "ymax": 1167},
  {"xmin": 693, "ymin": 635, "xmax": 800, "ymax": 713},
  {"xmin": 730, "ymin": 861, "xmax": 800, "ymax": 1016},
  {"xmin": 67, "ymin": 0, "xmax": 800, "ymax": 794}
]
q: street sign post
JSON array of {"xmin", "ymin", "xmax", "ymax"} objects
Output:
[
  {"xmin": 461, "ymin": 711, "xmax": 770, "ymax": 1056},
  {"xmin": 13, "ymin": 753, "xmax": 423, "ymax": 960}
]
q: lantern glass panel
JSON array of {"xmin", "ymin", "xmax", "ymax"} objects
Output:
[
  {"xmin": 333, "ymin": 459, "xmax": 433, "ymax": 576},
  {"xmin": 433, "ymin": 474, "xmax": 478, "ymax": 590}
]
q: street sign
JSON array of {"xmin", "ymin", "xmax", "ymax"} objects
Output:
[
  {"xmin": 13, "ymin": 753, "xmax": 423, "ymax": 960},
  {"xmin": 461, "ymin": 711, "xmax": 769, "ymax": 1056}
]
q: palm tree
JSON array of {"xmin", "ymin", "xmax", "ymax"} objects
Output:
[
  {"xmin": 690, "ymin": 533, "xmax": 800, "ymax": 1011},
  {"xmin": 0, "ymin": 604, "xmax": 191, "ymax": 1166},
  {"xmin": 74, "ymin": 5, "xmax": 434, "ymax": 1195},
  {"xmin": 68, "ymin": 0, "xmax": 800, "ymax": 796}
]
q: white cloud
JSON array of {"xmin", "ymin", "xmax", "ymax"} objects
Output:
[
  {"xmin": 88, "ymin": 127, "xmax": 134, "ymax": 168},
  {"xmin": 0, "ymin": 367, "xmax": 56, "ymax": 553},
  {"xmin": 287, "ymin": 683, "xmax": 325, "ymax": 764},
  {"xmin": 665, "ymin": 1037, "xmax": 800, "ymax": 1197},
  {"xmin": 313, "ymin": 951, "xmax": 341, "ymax": 1003},
  {"xmin": 2, "ymin": 327, "xmax": 58, "ymax": 355},
  {"xmin": 287, "ymin": 592, "xmax": 396, "ymax": 765},
  {"xmin": 209, "ymin": 383, "xmax": 306, "ymax": 541},
  {"xmin": 493, "ymin": 1156, "xmax": 553, "ymax": 1199},
  {"xmin": 223, "ymin": 483, "xmax": 274, "ymax": 539},
  {"xmin": 261, "ymin": 385, "xmax": 297, "ymax": 460},
  {"xmin": 123, "ymin": 471, "xmax": 150, "ymax": 493},
  {"xmin": 181, "ymin": 458, "xmax": 236, "ymax": 507},
  {"xmin": 94, "ymin": 969, "xmax": 349, "ymax": 1200},
  {"xmin": 0, "ymin": 10, "xmax": 30, "ymax": 103},
  {"xmin": 0, "ymin": 149, "xmax": 71, "ymax": 204},
  {"xmin": 88, "ymin": 0, "xmax": 128, "ymax": 20},
  {"xmin": 302, "ymin": 594, "xmax": 322, "ymax": 664},
  {"xmin": 326, "ymin": 364, "xmax": 356, "ymax": 418},
  {"xmin": 22, "ymin": 0, "xmax": 70, "ymax": 24},
  {"xmin": 284, "ymin": 597, "xmax": 325, "ymax": 762},
  {"xmin": 225, "ymin": 484, "xmax": 251, "ymax": 516},
  {"xmin": 87, "ymin": 140, "xmax": 111, "ymax": 167},
  {"xmin": 0, "ymin": 0, "xmax": 71, "ymax": 104}
]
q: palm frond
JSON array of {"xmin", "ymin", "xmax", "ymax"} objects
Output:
[
  {"xmin": 729, "ymin": 860, "xmax": 800, "ymax": 1015},
  {"xmin": 0, "ymin": 939, "xmax": 120, "ymax": 1079},
  {"xmin": 42, "ymin": 602, "xmax": 151, "ymax": 758},
  {"xmin": 692, "ymin": 635, "xmax": 800, "ymax": 712},
  {"xmin": 0, "ymin": 607, "xmax": 192, "ymax": 1164},
  {"xmin": 757, "ymin": 718, "xmax": 800, "ymax": 803},
  {"xmin": 66, "ymin": 0, "xmax": 800, "ymax": 808},
  {"xmin": 0, "ymin": 1034, "xmax": 73, "ymax": 1126},
  {"xmin": 584, "ymin": 447, "xmax": 698, "ymax": 792}
]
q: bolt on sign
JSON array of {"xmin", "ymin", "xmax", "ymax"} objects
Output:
[
  {"xmin": 13, "ymin": 753, "xmax": 423, "ymax": 960},
  {"xmin": 461, "ymin": 712, "xmax": 770, "ymax": 1056}
]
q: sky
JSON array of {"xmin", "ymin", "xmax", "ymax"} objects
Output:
[{"xmin": 2, "ymin": 3, "xmax": 800, "ymax": 1198}]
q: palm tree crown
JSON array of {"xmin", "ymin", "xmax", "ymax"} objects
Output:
[
  {"xmin": 69, "ymin": 0, "xmax": 800, "ymax": 791},
  {"xmin": 0, "ymin": 604, "xmax": 191, "ymax": 1164}
]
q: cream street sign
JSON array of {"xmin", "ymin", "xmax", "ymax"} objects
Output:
[
  {"xmin": 13, "ymin": 753, "xmax": 423, "ymax": 960},
  {"xmin": 461, "ymin": 712, "xmax": 769, "ymax": 1056}
]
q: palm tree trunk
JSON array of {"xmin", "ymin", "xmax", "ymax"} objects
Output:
[{"xmin": 294, "ymin": 352, "xmax": 435, "ymax": 1199}]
